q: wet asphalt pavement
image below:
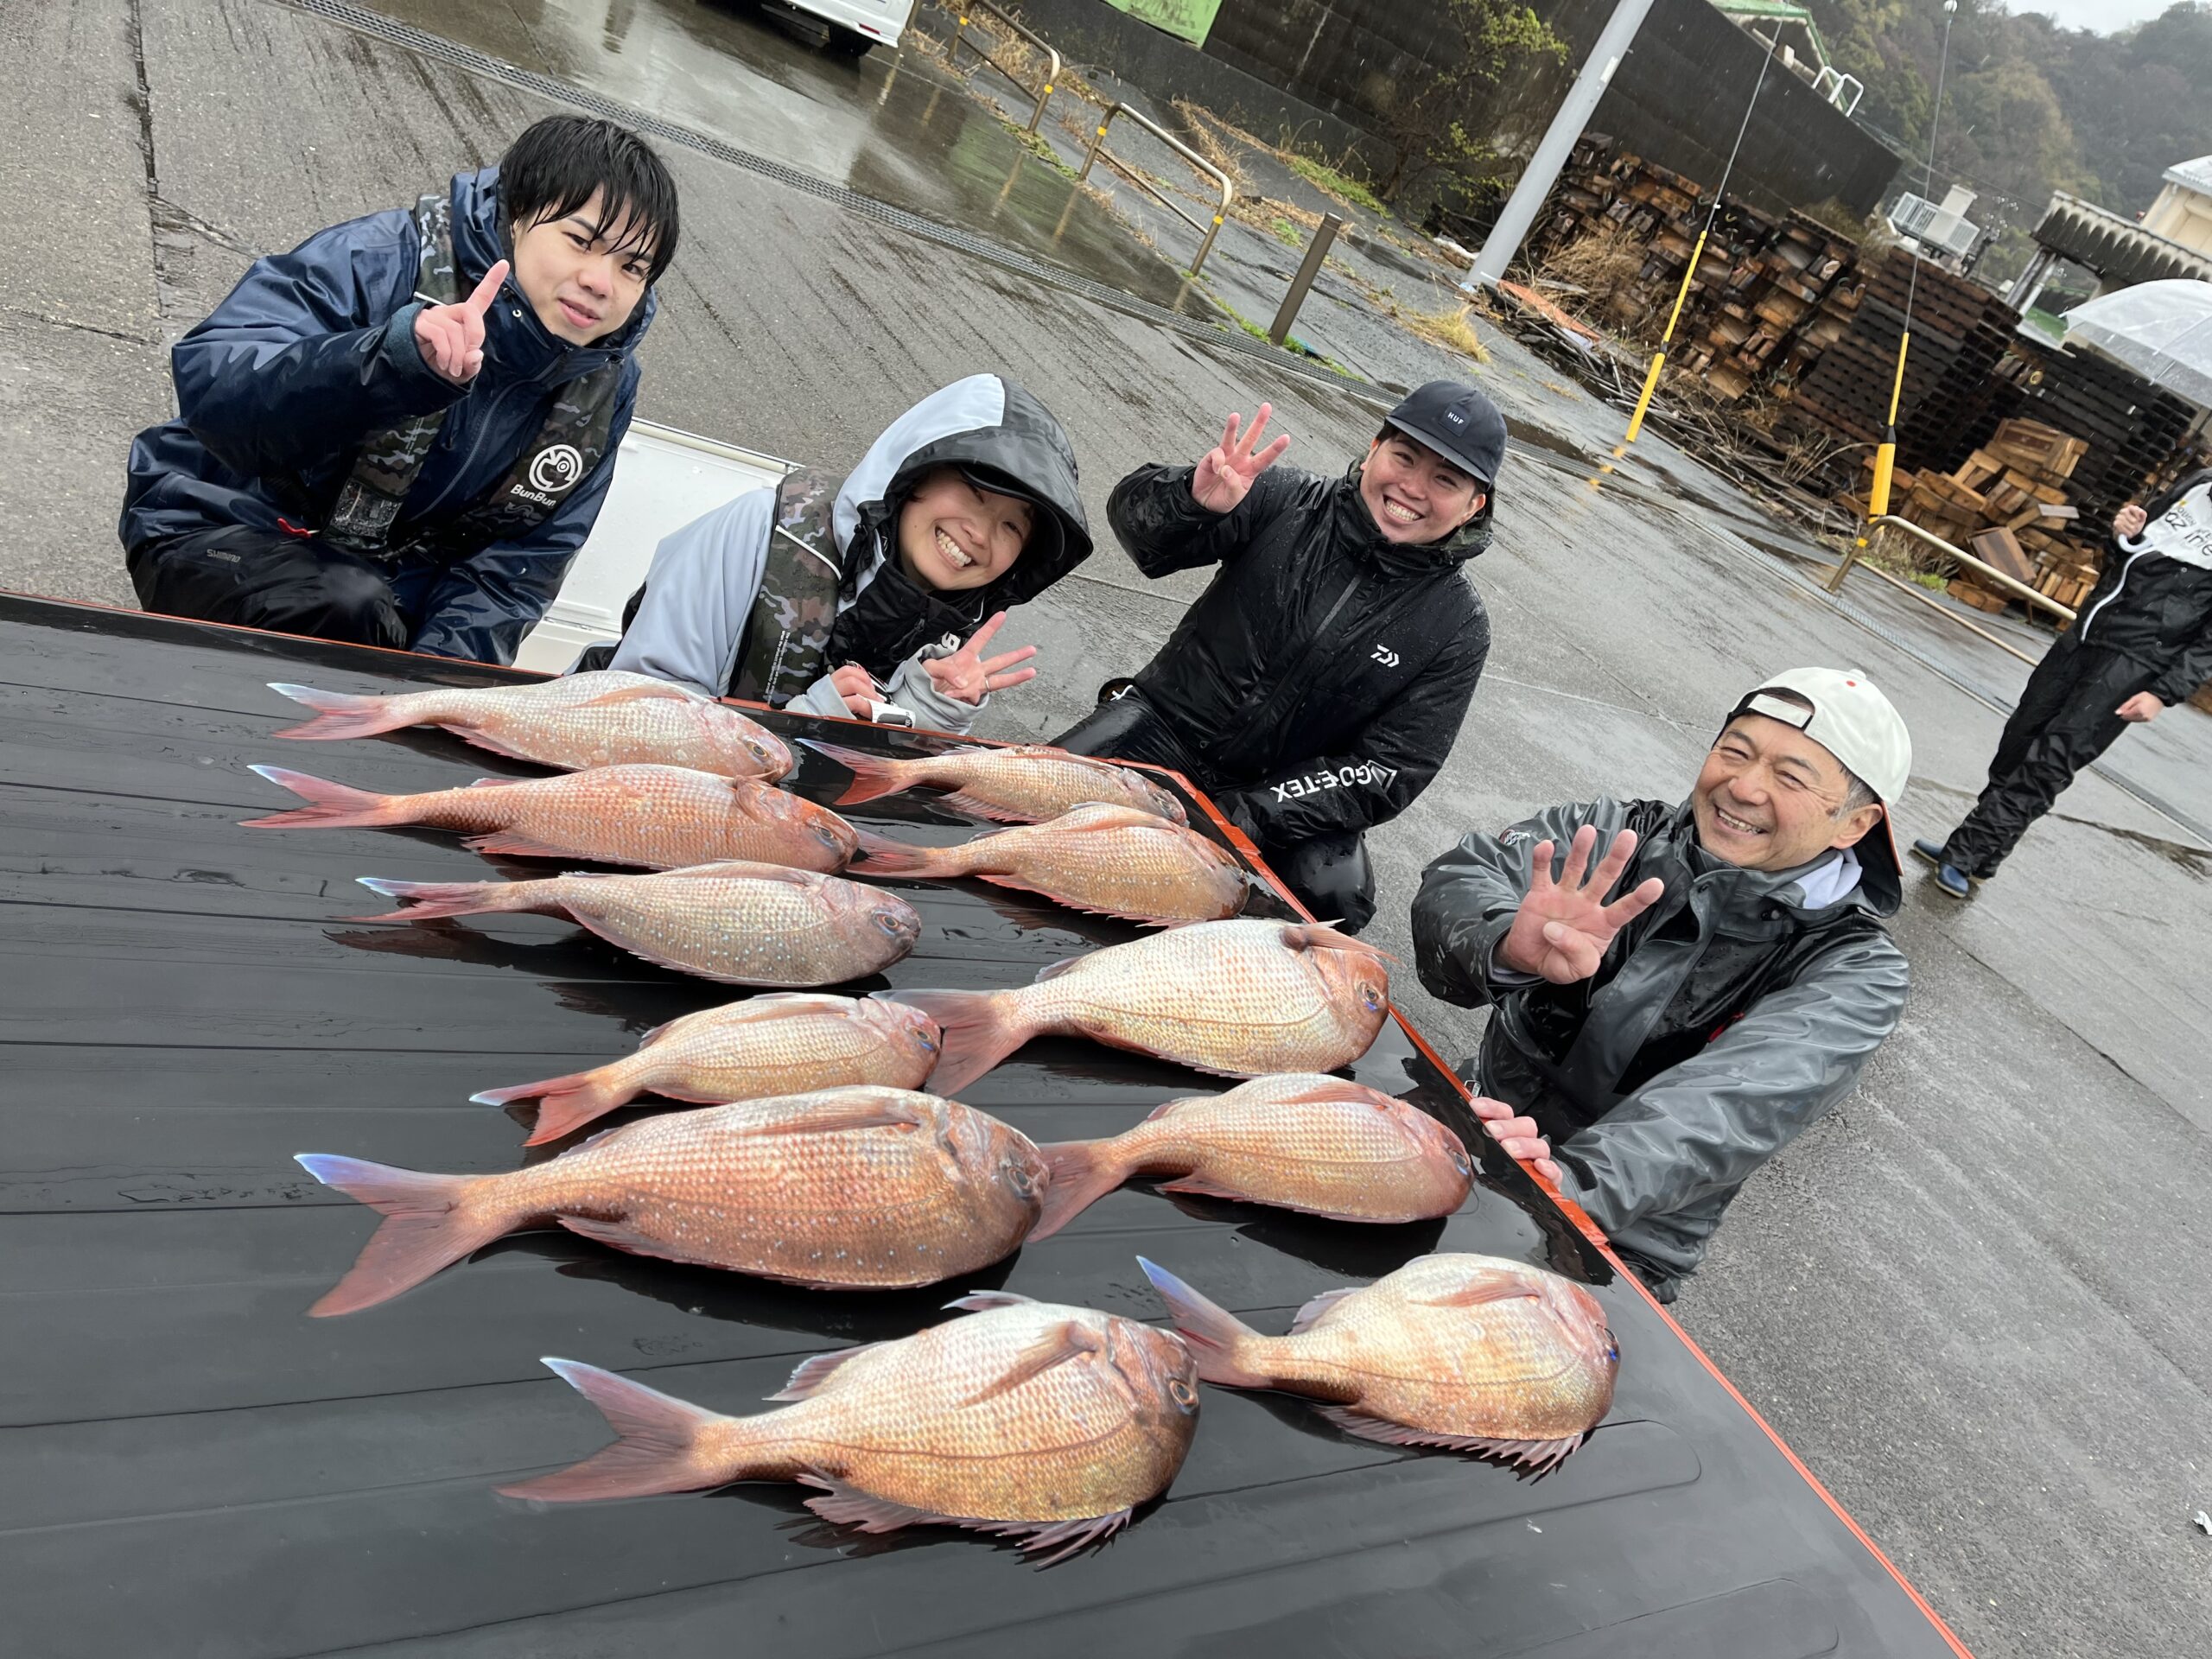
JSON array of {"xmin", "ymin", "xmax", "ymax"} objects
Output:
[{"xmin": 5, "ymin": 0, "xmax": 2212, "ymax": 1652}]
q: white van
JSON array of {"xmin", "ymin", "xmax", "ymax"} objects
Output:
[{"xmin": 767, "ymin": 0, "xmax": 918, "ymax": 55}]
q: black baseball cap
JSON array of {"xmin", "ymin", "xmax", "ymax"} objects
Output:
[{"xmin": 1381, "ymin": 381, "xmax": 1507, "ymax": 486}]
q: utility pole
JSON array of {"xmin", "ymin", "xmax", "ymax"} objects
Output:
[{"xmin": 1461, "ymin": 0, "xmax": 1657, "ymax": 291}]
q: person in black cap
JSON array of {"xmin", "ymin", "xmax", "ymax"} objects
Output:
[{"xmin": 1053, "ymin": 381, "xmax": 1502, "ymax": 931}]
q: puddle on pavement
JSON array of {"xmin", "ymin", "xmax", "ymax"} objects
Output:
[{"xmin": 364, "ymin": 0, "xmax": 1208, "ymax": 314}]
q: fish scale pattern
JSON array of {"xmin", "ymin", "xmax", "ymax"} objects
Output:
[
  {"xmin": 498, "ymin": 1091, "xmax": 1045, "ymax": 1287},
  {"xmin": 710, "ymin": 1302, "xmax": 1200, "ymax": 1532}
]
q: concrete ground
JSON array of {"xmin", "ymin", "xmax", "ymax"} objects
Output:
[{"xmin": 5, "ymin": 0, "xmax": 2211, "ymax": 1652}]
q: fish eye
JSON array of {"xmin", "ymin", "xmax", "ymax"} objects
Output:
[
  {"xmin": 1167, "ymin": 1376, "xmax": 1198, "ymax": 1412},
  {"xmin": 746, "ymin": 739, "xmax": 770, "ymax": 763},
  {"xmin": 915, "ymin": 1031, "xmax": 938, "ymax": 1052},
  {"xmin": 1361, "ymin": 985, "xmax": 1384, "ymax": 1013},
  {"xmin": 874, "ymin": 910, "xmax": 909, "ymax": 936},
  {"xmin": 1005, "ymin": 1160, "xmax": 1040, "ymax": 1198},
  {"xmin": 1448, "ymin": 1142, "xmax": 1471, "ymax": 1176}
]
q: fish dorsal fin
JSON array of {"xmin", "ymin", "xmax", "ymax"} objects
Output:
[
  {"xmin": 1034, "ymin": 955, "xmax": 1090, "ymax": 984},
  {"xmin": 1419, "ymin": 1268, "xmax": 1543, "ymax": 1309},
  {"xmin": 945, "ymin": 1289, "xmax": 1037, "ymax": 1313},
  {"xmin": 962, "ymin": 1320, "xmax": 1104, "ymax": 1405},
  {"xmin": 728, "ymin": 992, "xmax": 850, "ymax": 1020},
  {"xmin": 658, "ymin": 859, "xmax": 817, "ymax": 885},
  {"xmin": 768, "ymin": 1342, "xmax": 884, "ymax": 1401},
  {"xmin": 1288, "ymin": 1287, "xmax": 1358, "ymax": 1335}
]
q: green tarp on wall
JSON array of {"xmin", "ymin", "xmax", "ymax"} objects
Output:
[{"xmin": 1104, "ymin": 0, "xmax": 1222, "ymax": 47}]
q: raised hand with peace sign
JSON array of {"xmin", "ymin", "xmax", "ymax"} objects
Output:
[
  {"xmin": 1497, "ymin": 824, "xmax": 1668, "ymax": 985},
  {"xmin": 1190, "ymin": 403, "xmax": 1292, "ymax": 514},
  {"xmin": 413, "ymin": 259, "xmax": 510, "ymax": 386},
  {"xmin": 922, "ymin": 611, "xmax": 1037, "ymax": 707}
]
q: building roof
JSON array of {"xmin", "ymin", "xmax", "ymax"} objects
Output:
[
  {"xmin": 2162, "ymin": 156, "xmax": 2212, "ymax": 197},
  {"xmin": 2033, "ymin": 190, "xmax": 2212, "ymax": 288}
]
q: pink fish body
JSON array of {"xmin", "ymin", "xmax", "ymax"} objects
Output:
[
  {"xmin": 296, "ymin": 1088, "xmax": 1047, "ymax": 1313},
  {"xmin": 268, "ymin": 671, "xmax": 793, "ymax": 779},
  {"xmin": 244, "ymin": 761, "xmax": 858, "ymax": 871},
  {"xmin": 887, "ymin": 918, "xmax": 1391, "ymax": 1095},
  {"xmin": 855, "ymin": 804, "xmax": 1247, "ymax": 925},
  {"xmin": 473, "ymin": 994, "xmax": 943, "ymax": 1144},
  {"xmin": 1141, "ymin": 1253, "xmax": 1618, "ymax": 1471},
  {"xmin": 1031, "ymin": 1073, "xmax": 1472, "ymax": 1239},
  {"xmin": 352, "ymin": 861, "xmax": 919, "ymax": 987},
  {"xmin": 803, "ymin": 739, "xmax": 1186, "ymax": 825},
  {"xmin": 501, "ymin": 1292, "xmax": 1198, "ymax": 1563}
]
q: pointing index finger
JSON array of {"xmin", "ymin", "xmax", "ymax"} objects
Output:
[{"xmin": 463, "ymin": 260, "xmax": 510, "ymax": 315}]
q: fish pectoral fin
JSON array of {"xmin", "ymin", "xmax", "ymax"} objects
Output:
[
  {"xmin": 937, "ymin": 791, "xmax": 1035, "ymax": 823},
  {"xmin": 746, "ymin": 1097, "xmax": 924, "ymax": 1137},
  {"xmin": 1155, "ymin": 1173, "xmax": 1256, "ymax": 1205},
  {"xmin": 574, "ymin": 679, "xmax": 703, "ymax": 708},
  {"xmin": 960, "ymin": 1321, "xmax": 1105, "ymax": 1406},
  {"xmin": 466, "ymin": 775, "xmax": 532, "ymax": 788},
  {"xmin": 1283, "ymin": 921, "xmax": 1399, "ymax": 963},
  {"xmin": 555, "ymin": 1211, "xmax": 721, "ymax": 1269},
  {"xmin": 1419, "ymin": 1270, "xmax": 1543, "ymax": 1309},
  {"xmin": 797, "ymin": 1478, "xmax": 1132, "ymax": 1566},
  {"xmin": 944, "ymin": 1289, "xmax": 1038, "ymax": 1312},
  {"xmin": 769, "ymin": 1342, "xmax": 885, "ymax": 1401},
  {"xmin": 1032, "ymin": 954, "xmax": 1089, "ymax": 983},
  {"xmin": 1288, "ymin": 1287, "xmax": 1359, "ymax": 1335},
  {"xmin": 657, "ymin": 860, "xmax": 815, "ymax": 884},
  {"xmin": 461, "ymin": 832, "xmax": 587, "ymax": 861},
  {"xmin": 1311, "ymin": 1405, "xmax": 1584, "ymax": 1468}
]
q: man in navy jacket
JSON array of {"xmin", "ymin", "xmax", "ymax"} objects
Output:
[{"xmin": 119, "ymin": 115, "xmax": 677, "ymax": 664}]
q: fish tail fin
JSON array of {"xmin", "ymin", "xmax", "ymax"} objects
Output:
[
  {"xmin": 1028, "ymin": 1139, "xmax": 1129, "ymax": 1241},
  {"xmin": 878, "ymin": 990, "xmax": 1031, "ymax": 1096},
  {"xmin": 498, "ymin": 1358, "xmax": 731, "ymax": 1502},
  {"xmin": 350, "ymin": 875, "xmax": 542, "ymax": 923},
  {"xmin": 241, "ymin": 765, "xmax": 406, "ymax": 829},
  {"xmin": 267, "ymin": 683, "xmax": 410, "ymax": 741},
  {"xmin": 1136, "ymin": 1256, "xmax": 1269, "ymax": 1388},
  {"xmin": 798, "ymin": 739, "xmax": 909, "ymax": 806},
  {"xmin": 849, "ymin": 829, "xmax": 947, "ymax": 876},
  {"xmin": 293, "ymin": 1154, "xmax": 507, "ymax": 1316},
  {"xmin": 475, "ymin": 1066, "xmax": 633, "ymax": 1145}
]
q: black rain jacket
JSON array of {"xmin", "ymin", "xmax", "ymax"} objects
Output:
[
  {"xmin": 2075, "ymin": 468, "xmax": 2212, "ymax": 704},
  {"xmin": 1412, "ymin": 797, "xmax": 1908, "ymax": 1299},
  {"xmin": 1108, "ymin": 461, "xmax": 1491, "ymax": 849}
]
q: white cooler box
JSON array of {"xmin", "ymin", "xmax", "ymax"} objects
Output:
[{"xmin": 513, "ymin": 420, "xmax": 794, "ymax": 675}]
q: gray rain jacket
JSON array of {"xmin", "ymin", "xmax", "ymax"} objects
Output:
[
  {"xmin": 1411, "ymin": 797, "xmax": 1908, "ymax": 1300},
  {"xmin": 608, "ymin": 375, "xmax": 1089, "ymax": 733}
]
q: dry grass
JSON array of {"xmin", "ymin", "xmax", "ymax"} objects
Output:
[
  {"xmin": 1405, "ymin": 303, "xmax": 1490, "ymax": 363},
  {"xmin": 1535, "ymin": 225, "xmax": 1644, "ymax": 305},
  {"xmin": 1170, "ymin": 99, "xmax": 1254, "ymax": 192}
]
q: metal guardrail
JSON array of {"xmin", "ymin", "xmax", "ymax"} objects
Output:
[
  {"xmin": 1827, "ymin": 515, "xmax": 2079, "ymax": 626},
  {"xmin": 1077, "ymin": 102, "xmax": 1235, "ymax": 276},
  {"xmin": 950, "ymin": 1, "xmax": 1058, "ymax": 136}
]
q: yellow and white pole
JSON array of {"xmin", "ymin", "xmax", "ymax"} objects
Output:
[
  {"xmin": 1619, "ymin": 33, "xmax": 1773, "ymax": 448},
  {"xmin": 1857, "ymin": 1, "xmax": 1956, "ymax": 554}
]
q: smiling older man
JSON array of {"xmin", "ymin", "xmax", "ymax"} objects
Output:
[{"xmin": 1410, "ymin": 669, "xmax": 1911, "ymax": 1302}]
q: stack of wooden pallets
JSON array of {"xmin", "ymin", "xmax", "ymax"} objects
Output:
[
  {"xmin": 1874, "ymin": 418, "xmax": 2100, "ymax": 614},
  {"xmin": 1522, "ymin": 138, "xmax": 1862, "ymax": 405}
]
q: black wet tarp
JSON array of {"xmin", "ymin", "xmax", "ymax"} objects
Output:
[{"xmin": 0, "ymin": 595, "xmax": 1966, "ymax": 1656}]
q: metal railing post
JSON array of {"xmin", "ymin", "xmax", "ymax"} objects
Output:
[
  {"xmin": 1077, "ymin": 102, "xmax": 1236, "ymax": 276},
  {"xmin": 948, "ymin": 2, "xmax": 1060, "ymax": 137},
  {"xmin": 1269, "ymin": 213, "xmax": 1342, "ymax": 346}
]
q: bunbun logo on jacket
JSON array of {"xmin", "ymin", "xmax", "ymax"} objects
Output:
[{"xmin": 527, "ymin": 444, "xmax": 586, "ymax": 496}]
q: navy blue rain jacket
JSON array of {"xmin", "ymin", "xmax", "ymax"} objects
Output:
[{"xmin": 120, "ymin": 166, "xmax": 651, "ymax": 663}]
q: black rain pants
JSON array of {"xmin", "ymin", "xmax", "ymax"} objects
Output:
[
  {"xmin": 129, "ymin": 525, "xmax": 410, "ymax": 651},
  {"xmin": 1941, "ymin": 632, "xmax": 2156, "ymax": 878}
]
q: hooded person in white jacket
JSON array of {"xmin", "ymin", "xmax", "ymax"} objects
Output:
[{"xmin": 604, "ymin": 374, "xmax": 1091, "ymax": 734}]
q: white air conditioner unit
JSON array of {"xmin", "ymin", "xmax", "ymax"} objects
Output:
[{"xmin": 1888, "ymin": 192, "xmax": 1980, "ymax": 258}]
